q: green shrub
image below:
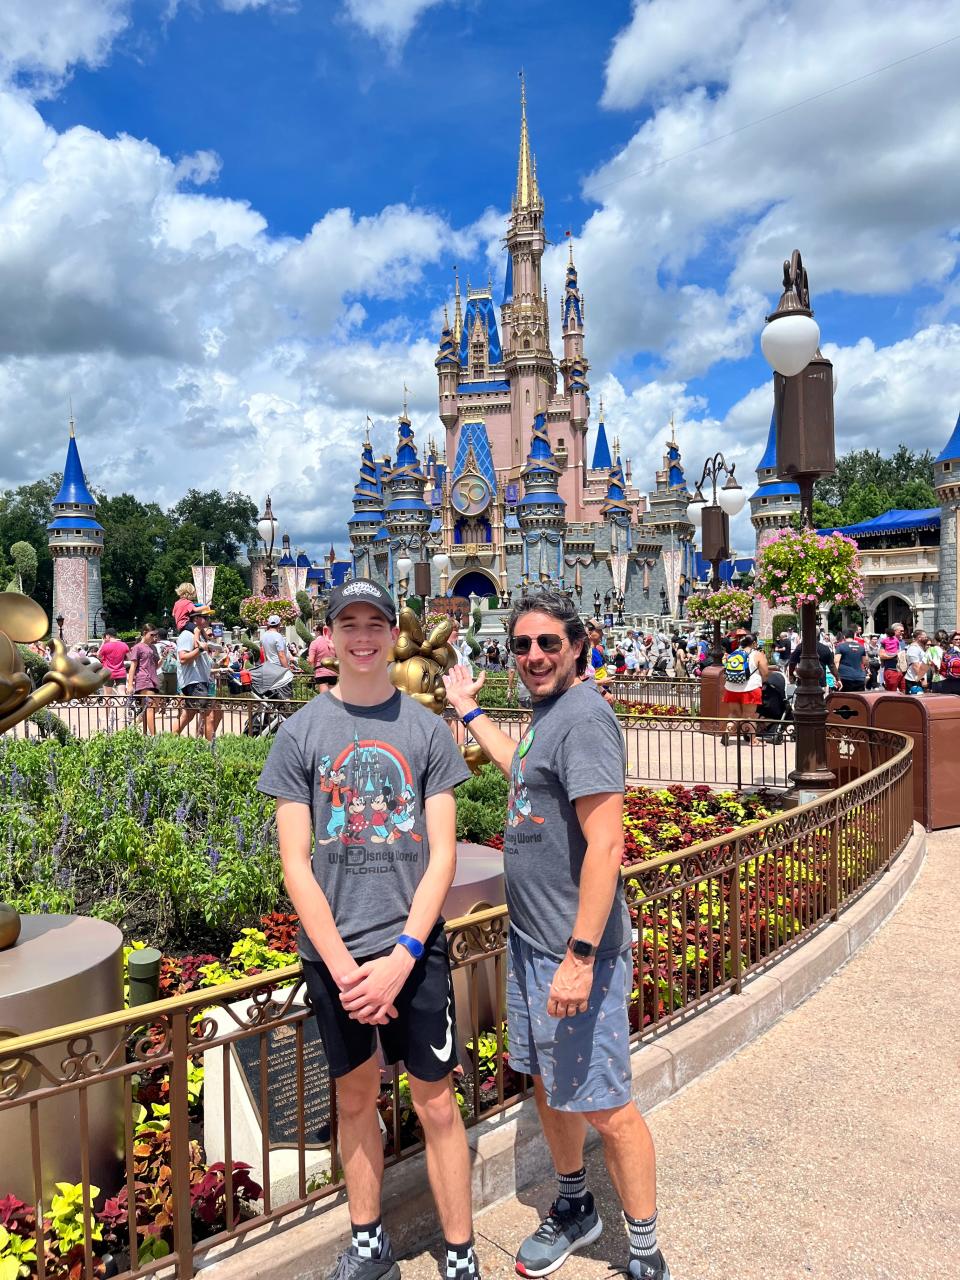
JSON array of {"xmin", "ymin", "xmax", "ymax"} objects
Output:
[{"xmin": 771, "ymin": 613, "xmax": 798, "ymax": 640}]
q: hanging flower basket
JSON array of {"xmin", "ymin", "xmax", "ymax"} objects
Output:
[
  {"xmin": 238, "ymin": 595, "xmax": 300, "ymax": 627},
  {"xmin": 684, "ymin": 586, "xmax": 755, "ymax": 625},
  {"xmin": 753, "ymin": 527, "xmax": 863, "ymax": 611}
]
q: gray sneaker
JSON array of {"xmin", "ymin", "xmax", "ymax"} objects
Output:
[
  {"xmin": 327, "ymin": 1238, "xmax": 401, "ymax": 1280},
  {"xmin": 623, "ymin": 1251, "xmax": 671, "ymax": 1280},
  {"xmin": 515, "ymin": 1194, "xmax": 603, "ymax": 1276}
]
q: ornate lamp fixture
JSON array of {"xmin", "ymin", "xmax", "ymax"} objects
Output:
[
  {"xmin": 257, "ymin": 495, "xmax": 279, "ymax": 598},
  {"xmin": 685, "ymin": 455, "xmax": 746, "ymax": 665}
]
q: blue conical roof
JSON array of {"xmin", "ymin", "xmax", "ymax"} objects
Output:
[
  {"xmin": 591, "ymin": 417, "xmax": 612, "ymax": 470},
  {"xmin": 753, "ymin": 409, "xmax": 799, "ymax": 499},
  {"xmin": 502, "ymin": 254, "xmax": 513, "ymax": 305},
  {"xmin": 52, "ymin": 432, "xmax": 96, "ymax": 506},
  {"xmin": 936, "ymin": 410, "xmax": 960, "ymax": 464}
]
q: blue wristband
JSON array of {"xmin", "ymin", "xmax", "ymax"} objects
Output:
[
  {"xmin": 462, "ymin": 707, "xmax": 486, "ymax": 727},
  {"xmin": 397, "ymin": 934, "xmax": 424, "ymax": 960}
]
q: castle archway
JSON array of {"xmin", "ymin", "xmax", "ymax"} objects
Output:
[
  {"xmin": 448, "ymin": 569, "xmax": 500, "ymax": 600},
  {"xmin": 869, "ymin": 592, "xmax": 915, "ymax": 632}
]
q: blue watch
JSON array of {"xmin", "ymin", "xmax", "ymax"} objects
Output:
[
  {"xmin": 397, "ymin": 934, "xmax": 424, "ymax": 960},
  {"xmin": 462, "ymin": 707, "xmax": 486, "ymax": 727}
]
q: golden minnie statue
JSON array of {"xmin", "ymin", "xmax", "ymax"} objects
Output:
[{"xmin": 0, "ymin": 593, "xmax": 109, "ymax": 949}]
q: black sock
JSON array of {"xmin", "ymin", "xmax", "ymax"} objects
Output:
[
  {"xmin": 445, "ymin": 1239, "xmax": 478, "ymax": 1280},
  {"xmin": 624, "ymin": 1208, "xmax": 657, "ymax": 1260},
  {"xmin": 351, "ymin": 1219, "xmax": 383, "ymax": 1259},
  {"xmin": 557, "ymin": 1166, "xmax": 589, "ymax": 1209}
]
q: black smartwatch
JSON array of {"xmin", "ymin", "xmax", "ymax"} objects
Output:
[{"xmin": 566, "ymin": 936, "xmax": 598, "ymax": 959}]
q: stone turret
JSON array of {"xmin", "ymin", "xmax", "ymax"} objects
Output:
[
  {"xmin": 348, "ymin": 433, "xmax": 386, "ymax": 579},
  {"xmin": 47, "ymin": 417, "xmax": 104, "ymax": 647},
  {"xmin": 935, "ymin": 409, "xmax": 960, "ymax": 631},
  {"xmin": 384, "ymin": 411, "xmax": 430, "ymax": 583},
  {"xmin": 517, "ymin": 409, "xmax": 565, "ymax": 584}
]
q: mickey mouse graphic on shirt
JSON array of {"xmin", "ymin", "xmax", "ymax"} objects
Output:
[
  {"xmin": 507, "ymin": 727, "xmax": 545, "ymax": 828},
  {"xmin": 316, "ymin": 733, "xmax": 422, "ymax": 854}
]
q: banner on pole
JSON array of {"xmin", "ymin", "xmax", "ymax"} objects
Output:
[{"xmin": 191, "ymin": 565, "xmax": 216, "ymax": 605}]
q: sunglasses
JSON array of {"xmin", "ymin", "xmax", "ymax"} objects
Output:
[{"xmin": 508, "ymin": 633, "xmax": 565, "ymax": 656}]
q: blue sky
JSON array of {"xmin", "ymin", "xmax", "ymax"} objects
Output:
[{"xmin": 1, "ymin": 0, "xmax": 958, "ymax": 556}]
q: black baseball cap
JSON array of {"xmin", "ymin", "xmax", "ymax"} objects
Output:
[{"xmin": 326, "ymin": 579, "xmax": 397, "ymax": 625}]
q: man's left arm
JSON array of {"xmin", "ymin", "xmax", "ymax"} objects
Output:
[
  {"xmin": 339, "ymin": 788, "xmax": 458, "ymax": 1022},
  {"xmin": 546, "ymin": 791, "xmax": 624, "ymax": 1019}
]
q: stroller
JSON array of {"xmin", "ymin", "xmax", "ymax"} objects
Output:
[
  {"xmin": 243, "ymin": 662, "xmax": 295, "ymax": 737},
  {"xmin": 757, "ymin": 670, "xmax": 796, "ymax": 744}
]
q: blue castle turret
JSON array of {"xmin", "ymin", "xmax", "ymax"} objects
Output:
[
  {"xmin": 348, "ymin": 432, "xmax": 385, "ymax": 579},
  {"xmin": 518, "ymin": 409, "xmax": 565, "ymax": 584},
  {"xmin": 384, "ymin": 409, "xmax": 430, "ymax": 586},
  {"xmin": 47, "ymin": 416, "xmax": 104, "ymax": 646},
  {"xmin": 750, "ymin": 409, "xmax": 800, "ymax": 538}
]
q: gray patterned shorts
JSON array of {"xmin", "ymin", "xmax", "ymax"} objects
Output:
[{"xmin": 506, "ymin": 930, "xmax": 633, "ymax": 1113}]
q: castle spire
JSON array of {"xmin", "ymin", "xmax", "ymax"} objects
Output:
[
  {"xmin": 515, "ymin": 71, "xmax": 540, "ymax": 209},
  {"xmin": 453, "ymin": 266, "xmax": 463, "ymax": 345}
]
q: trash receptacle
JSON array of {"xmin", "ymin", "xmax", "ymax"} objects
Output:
[
  {"xmin": 826, "ymin": 691, "xmax": 887, "ymax": 783},
  {"xmin": 872, "ymin": 694, "xmax": 960, "ymax": 830},
  {"xmin": 698, "ymin": 665, "xmax": 725, "ymax": 737}
]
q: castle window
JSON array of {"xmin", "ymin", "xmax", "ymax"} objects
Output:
[
  {"xmin": 524, "ymin": 339, "xmax": 531, "ymax": 350},
  {"xmin": 558, "ymin": 438, "xmax": 565, "ymax": 449},
  {"xmin": 761, "ymin": 498, "xmax": 768, "ymax": 506},
  {"xmin": 525, "ymin": 390, "xmax": 530, "ymax": 405},
  {"xmin": 945, "ymin": 462, "xmax": 953, "ymax": 472}
]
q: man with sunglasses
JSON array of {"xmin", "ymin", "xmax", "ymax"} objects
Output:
[{"xmin": 444, "ymin": 589, "xmax": 668, "ymax": 1280}]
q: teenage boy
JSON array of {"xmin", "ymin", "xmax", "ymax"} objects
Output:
[
  {"xmin": 444, "ymin": 588, "xmax": 669, "ymax": 1280},
  {"xmin": 257, "ymin": 580, "xmax": 478, "ymax": 1280}
]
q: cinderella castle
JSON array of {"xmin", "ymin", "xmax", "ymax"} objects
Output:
[
  {"xmin": 43, "ymin": 85, "xmax": 960, "ymax": 642},
  {"xmin": 346, "ymin": 82, "xmax": 698, "ymax": 619}
]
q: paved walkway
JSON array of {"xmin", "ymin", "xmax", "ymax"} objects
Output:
[{"xmin": 403, "ymin": 829, "xmax": 957, "ymax": 1280}]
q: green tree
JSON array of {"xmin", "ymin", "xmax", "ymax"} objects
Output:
[
  {"xmin": 96, "ymin": 492, "xmax": 171, "ymax": 628},
  {"xmin": 168, "ymin": 490, "xmax": 259, "ymax": 564},
  {"xmin": 7, "ymin": 541, "xmax": 38, "ymax": 593},
  {"xmin": 0, "ymin": 477, "xmax": 59, "ymax": 611},
  {"xmin": 211, "ymin": 564, "xmax": 249, "ymax": 628},
  {"xmin": 813, "ymin": 447, "xmax": 937, "ymax": 529}
]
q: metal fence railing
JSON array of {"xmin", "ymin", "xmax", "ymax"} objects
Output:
[{"xmin": 0, "ymin": 723, "xmax": 913, "ymax": 1280}]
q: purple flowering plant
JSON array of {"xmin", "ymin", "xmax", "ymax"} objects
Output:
[{"xmin": 684, "ymin": 586, "xmax": 755, "ymax": 625}]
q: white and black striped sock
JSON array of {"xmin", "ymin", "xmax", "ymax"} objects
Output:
[
  {"xmin": 557, "ymin": 1167, "xmax": 588, "ymax": 1204},
  {"xmin": 624, "ymin": 1208, "xmax": 657, "ymax": 1260},
  {"xmin": 351, "ymin": 1219, "xmax": 383, "ymax": 1259},
  {"xmin": 445, "ymin": 1240, "xmax": 478, "ymax": 1280}
]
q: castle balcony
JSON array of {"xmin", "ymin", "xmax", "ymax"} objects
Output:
[{"xmin": 856, "ymin": 547, "xmax": 940, "ymax": 580}]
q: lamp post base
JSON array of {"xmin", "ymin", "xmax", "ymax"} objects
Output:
[{"xmin": 789, "ymin": 599, "xmax": 835, "ymax": 791}]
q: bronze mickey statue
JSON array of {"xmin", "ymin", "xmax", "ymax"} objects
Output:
[
  {"xmin": 319, "ymin": 606, "xmax": 487, "ymax": 774},
  {"xmin": 0, "ymin": 593, "xmax": 110, "ymax": 949}
]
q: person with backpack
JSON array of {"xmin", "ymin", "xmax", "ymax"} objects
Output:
[{"xmin": 721, "ymin": 633, "xmax": 768, "ymax": 745}]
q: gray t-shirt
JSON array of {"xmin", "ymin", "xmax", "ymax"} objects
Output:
[
  {"xmin": 256, "ymin": 690, "xmax": 470, "ymax": 960},
  {"xmin": 177, "ymin": 629, "xmax": 210, "ymax": 688},
  {"xmin": 261, "ymin": 629, "xmax": 288, "ymax": 664},
  {"xmin": 503, "ymin": 680, "xmax": 629, "ymax": 959}
]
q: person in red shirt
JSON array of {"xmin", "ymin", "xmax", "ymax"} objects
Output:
[
  {"xmin": 307, "ymin": 622, "xmax": 338, "ymax": 693},
  {"xmin": 96, "ymin": 630, "xmax": 129, "ymax": 688}
]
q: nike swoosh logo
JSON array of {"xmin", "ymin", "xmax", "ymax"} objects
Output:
[{"xmin": 430, "ymin": 988, "xmax": 454, "ymax": 1061}]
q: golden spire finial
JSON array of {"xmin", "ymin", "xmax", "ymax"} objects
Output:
[
  {"xmin": 402, "ymin": 382, "xmax": 410, "ymax": 418},
  {"xmin": 68, "ymin": 396, "xmax": 75, "ymax": 439},
  {"xmin": 443, "ymin": 303, "xmax": 450, "ymax": 329},
  {"xmin": 668, "ymin": 412, "xmax": 677, "ymax": 446},
  {"xmin": 598, "ymin": 393, "xmax": 604, "ymax": 420},
  {"xmin": 515, "ymin": 70, "xmax": 538, "ymax": 207},
  {"xmin": 364, "ymin": 415, "xmax": 372, "ymax": 443}
]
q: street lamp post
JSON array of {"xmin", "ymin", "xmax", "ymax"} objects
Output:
[
  {"xmin": 257, "ymin": 496, "xmax": 279, "ymax": 599},
  {"xmin": 761, "ymin": 250, "xmax": 836, "ymax": 793},
  {"xmin": 55, "ymin": 614, "xmax": 65, "ymax": 641},
  {"xmin": 686, "ymin": 456, "xmax": 746, "ymax": 665},
  {"xmin": 394, "ymin": 555, "xmax": 413, "ymax": 610}
]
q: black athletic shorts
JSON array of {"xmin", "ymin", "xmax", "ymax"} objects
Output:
[{"xmin": 300, "ymin": 923, "xmax": 460, "ymax": 1081}]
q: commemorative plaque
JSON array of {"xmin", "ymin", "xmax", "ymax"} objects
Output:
[{"xmin": 234, "ymin": 1008, "xmax": 331, "ymax": 1148}]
